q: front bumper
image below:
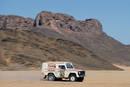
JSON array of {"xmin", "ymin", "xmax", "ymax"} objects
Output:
[{"xmin": 78, "ymin": 71, "xmax": 85, "ymax": 77}]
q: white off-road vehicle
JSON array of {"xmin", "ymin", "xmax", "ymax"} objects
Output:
[{"xmin": 41, "ymin": 62, "xmax": 85, "ymax": 82}]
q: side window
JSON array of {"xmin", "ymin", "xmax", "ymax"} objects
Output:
[{"xmin": 59, "ymin": 65, "xmax": 66, "ymax": 69}]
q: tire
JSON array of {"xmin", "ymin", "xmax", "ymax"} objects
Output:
[
  {"xmin": 48, "ymin": 74, "xmax": 56, "ymax": 81},
  {"xmin": 78, "ymin": 77, "xmax": 84, "ymax": 82},
  {"xmin": 69, "ymin": 74, "xmax": 77, "ymax": 82}
]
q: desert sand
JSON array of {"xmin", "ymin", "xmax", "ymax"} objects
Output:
[{"xmin": 0, "ymin": 65, "xmax": 130, "ymax": 87}]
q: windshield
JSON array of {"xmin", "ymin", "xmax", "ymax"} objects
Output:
[{"xmin": 66, "ymin": 63, "xmax": 73, "ymax": 69}]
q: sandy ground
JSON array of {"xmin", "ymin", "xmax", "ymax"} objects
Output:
[{"xmin": 0, "ymin": 66, "xmax": 130, "ymax": 87}]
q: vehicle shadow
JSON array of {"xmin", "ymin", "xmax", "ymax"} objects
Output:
[{"xmin": 40, "ymin": 79, "xmax": 82, "ymax": 82}]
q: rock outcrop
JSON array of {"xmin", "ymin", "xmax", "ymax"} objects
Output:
[
  {"xmin": 0, "ymin": 15, "xmax": 34, "ymax": 30},
  {"xmin": 34, "ymin": 11, "xmax": 102, "ymax": 34}
]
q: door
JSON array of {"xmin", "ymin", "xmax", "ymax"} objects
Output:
[{"xmin": 58, "ymin": 65, "xmax": 65, "ymax": 77}]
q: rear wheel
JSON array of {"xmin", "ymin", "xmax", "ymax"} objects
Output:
[
  {"xmin": 69, "ymin": 74, "xmax": 77, "ymax": 82},
  {"xmin": 48, "ymin": 74, "xmax": 56, "ymax": 81}
]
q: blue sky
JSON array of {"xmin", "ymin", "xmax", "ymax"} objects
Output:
[{"xmin": 0, "ymin": 0, "xmax": 130, "ymax": 45}]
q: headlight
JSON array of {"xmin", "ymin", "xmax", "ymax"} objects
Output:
[{"xmin": 78, "ymin": 71, "xmax": 81, "ymax": 75}]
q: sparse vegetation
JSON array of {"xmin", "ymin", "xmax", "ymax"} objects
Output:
[{"xmin": 0, "ymin": 29, "xmax": 122, "ymax": 70}]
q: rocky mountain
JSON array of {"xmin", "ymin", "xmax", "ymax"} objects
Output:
[
  {"xmin": 0, "ymin": 29, "xmax": 121, "ymax": 70},
  {"xmin": 32, "ymin": 11, "xmax": 130, "ymax": 66},
  {"xmin": 0, "ymin": 11, "xmax": 130, "ymax": 70}
]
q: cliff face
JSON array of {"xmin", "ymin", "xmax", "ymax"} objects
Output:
[
  {"xmin": 0, "ymin": 15, "xmax": 34, "ymax": 30},
  {"xmin": 34, "ymin": 11, "xmax": 102, "ymax": 34}
]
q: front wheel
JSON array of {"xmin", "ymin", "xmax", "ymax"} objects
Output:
[
  {"xmin": 48, "ymin": 74, "xmax": 56, "ymax": 81},
  {"xmin": 69, "ymin": 74, "xmax": 77, "ymax": 82}
]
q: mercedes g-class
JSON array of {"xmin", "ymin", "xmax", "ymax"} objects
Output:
[{"xmin": 41, "ymin": 62, "xmax": 85, "ymax": 82}]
